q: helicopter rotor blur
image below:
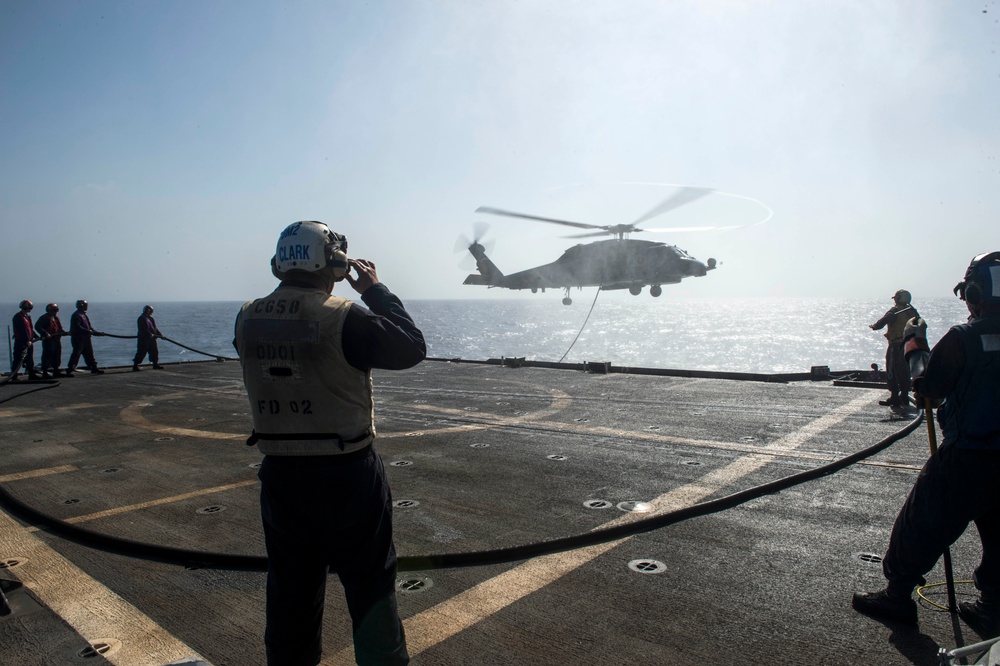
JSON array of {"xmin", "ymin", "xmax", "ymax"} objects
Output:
[{"xmin": 462, "ymin": 187, "xmax": 720, "ymax": 305}]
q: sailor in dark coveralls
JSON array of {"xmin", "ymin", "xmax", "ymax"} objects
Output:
[
  {"xmin": 132, "ymin": 305, "xmax": 164, "ymax": 371},
  {"xmin": 67, "ymin": 300, "xmax": 104, "ymax": 376},
  {"xmin": 853, "ymin": 252, "xmax": 1000, "ymax": 636},
  {"xmin": 10, "ymin": 300, "xmax": 40, "ymax": 380},
  {"xmin": 34, "ymin": 303, "xmax": 68, "ymax": 378},
  {"xmin": 234, "ymin": 221, "xmax": 425, "ymax": 665}
]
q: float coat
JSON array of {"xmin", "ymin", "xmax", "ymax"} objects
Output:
[{"xmin": 235, "ymin": 287, "xmax": 375, "ymax": 456}]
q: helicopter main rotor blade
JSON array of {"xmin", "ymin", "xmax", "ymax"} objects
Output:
[
  {"xmin": 630, "ymin": 187, "xmax": 714, "ymax": 227},
  {"xmin": 562, "ymin": 231, "xmax": 613, "ymax": 239},
  {"xmin": 476, "ymin": 206, "xmax": 599, "ymax": 231},
  {"xmin": 641, "ymin": 223, "xmax": 748, "ymax": 233}
]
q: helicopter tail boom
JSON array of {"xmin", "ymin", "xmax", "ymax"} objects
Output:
[{"xmin": 463, "ymin": 241, "xmax": 505, "ymax": 286}]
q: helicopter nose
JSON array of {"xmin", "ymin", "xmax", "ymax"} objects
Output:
[{"xmin": 685, "ymin": 259, "xmax": 709, "ymax": 277}]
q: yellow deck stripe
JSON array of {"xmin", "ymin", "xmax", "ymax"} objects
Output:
[
  {"xmin": 0, "ymin": 464, "xmax": 77, "ymax": 483},
  {"xmin": 0, "ymin": 507, "xmax": 212, "ymax": 665}
]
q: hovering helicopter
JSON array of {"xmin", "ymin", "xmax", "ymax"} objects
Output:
[{"xmin": 462, "ymin": 187, "xmax": 719, "ymax": 305}]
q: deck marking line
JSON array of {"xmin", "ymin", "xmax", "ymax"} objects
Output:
[
  {"xmin": 23, "ymin": 479, "xmax": 260, "ymax": 532},
  {"xmin": 324, "ymin": 394, "xmax": 875, "ymax": 664},
  {"xmin": 0, "ymin": 464, "xmax": 77, "ymax": 483},
  {"xmin": 0, "ymin": 507, "xmax": 212, "ymax": 666}
]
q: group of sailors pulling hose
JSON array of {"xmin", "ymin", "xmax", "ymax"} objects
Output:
[{"xmin": 6, "ymin": 300, "xmax": 166, "ymax": 382}]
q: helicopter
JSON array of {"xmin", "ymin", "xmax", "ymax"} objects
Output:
[{"xmin": 462, "ymin": 187, "xmax": 720, "ymax": 305}]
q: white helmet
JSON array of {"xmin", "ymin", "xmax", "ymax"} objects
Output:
[{"xmin": 271, "ymin": 221, "xmax": 349, "ymax": 280}]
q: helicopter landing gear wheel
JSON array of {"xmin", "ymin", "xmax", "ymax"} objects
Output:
[
  {"xmin": 650, "ymin": 285, "xmax": 662, "ymax": 297},
  {"xmin": 629, "ymin": 285, "xmax": 643, "ymax": 296},
  {"xmin": 562, "ymin": 297, "xmax": 572, "ymax": 306}
]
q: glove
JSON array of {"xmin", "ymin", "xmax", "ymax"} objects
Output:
[
  {"xmin": 94, "ymin": 331, "xmax": 105, "ymax": 337},
  {"xmin": 912, "ymin": 392, "xmax": 942, "ymax": 410}
]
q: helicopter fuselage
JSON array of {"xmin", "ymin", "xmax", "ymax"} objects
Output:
[{"xmin": 464, "ymin": 238, "xmax": 715, "ymax": 298}]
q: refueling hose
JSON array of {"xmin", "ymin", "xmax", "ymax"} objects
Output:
[
  {"xmin": 98, "ymin": 332, "xmax": 236, "ymax": 362},
  {"xmin": 0, "ymin": 411, "xmax": 924, "ymax": 572}
]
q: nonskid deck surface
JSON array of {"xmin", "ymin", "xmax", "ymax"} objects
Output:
[{"xmin": 0, "ymin": 360, "xmax": 989, "ymax": 665}]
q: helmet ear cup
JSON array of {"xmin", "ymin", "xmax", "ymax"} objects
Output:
[
  {"xmin": 965, "ymin": 281, "xmax": 983, "ymax": 305},
  {"xmin": 328, "ymin": 247, "xmax": 349, "ymax": 280}
]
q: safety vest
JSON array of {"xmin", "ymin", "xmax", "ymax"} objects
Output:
[
  {"xmin": 938, "ymin": 316, "xmax": 1000, "ymax": 450},
  {"xmin": 235, "ymin": 285, "xmax": 374, "ymax": 456},
  {"xmin": 885, "ymin": 305, "xmax": 917, "ymax": 343}
]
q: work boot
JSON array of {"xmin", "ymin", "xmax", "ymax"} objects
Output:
[
  {"xmin": 28, "ymin": 371, "xmax": 41, "ymax": 381},
  {"xmin": 153, "ymin": 364, "xmax": 164, "ymax": 370},
  {"xmin": 852, "ymin": 588, "xmax": 918, "ymax": 625},
  {"xmin": 132, "ymin": 364, "xmax": 141, "ymax": 372},
  {"xmin": 64, "ymin": 370, "xmax": 75, "ymax": 377},
  {"xmin": 958, "ymin": 599, "xmax": 1000, "ymax": 637},
  {"xmin": 91, "ymin": 368, "xmax": 105, "ymax": 375},
  {"xmin": 52, "ymin": 369, "xmax": 64, "ymax": 378},
  {"xmin": 879, "ymin": 395, "xmax": 900, "ymax": 407}
]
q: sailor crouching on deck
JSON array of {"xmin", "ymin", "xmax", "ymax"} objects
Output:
[
  {"xmin": 234, "ymin": 221, "xmax": 425, "ymax": 666},
  {"xmin": 853, "ymin": 252, "xmax": 1000, "ymax": 636}
]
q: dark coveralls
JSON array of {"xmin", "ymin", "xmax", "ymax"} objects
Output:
[
  {"xmin": 34, "ymin": 313, "xmax": 66, "ymax": 374},
  {"xmin": 872, "ymin": 304, "xmax": 919, "ymax": 402},
  {"xmin": 68, "ymin": 310, "xmax": 98, "ymax": 372},
  {"xmin": 10, "ymin": 311, "xmax": 37, "ymax": 376},
  {"xmin": 133, "ymin": 312, "xmax": 161, "ymax": 366},
  {"xmin": 237, "ymin": 283, "xmax": 425, "ymax": 666},
  {"xmin": 882, "ymin": 314, "xmax": 1000, "ymax": 600}
]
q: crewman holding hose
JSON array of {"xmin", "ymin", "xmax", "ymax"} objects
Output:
[
  {"xmin": 132, "ymin": 305, "xmax": 164, "ymax": 371},
  {"xmin": 869, "ymin": 289, "xmax": 919, "ymax": 408},
  {"xmin": 66, "ymin": 300, "xmax": 104, "ymax": 376},
  {"xmin": 853, "ymin": 252, "xmax": 1000, "ymax": 636},
  {"xmin": 34, "ymin": 303, "xmax": 68, "ymax": 378},
  {"xmin": 234, "ymin": 221, "xmax": 425, "ymax": 665},
  {"xmin": 10, "ymin": 300, "xmax": 40, "ymax": 381}
]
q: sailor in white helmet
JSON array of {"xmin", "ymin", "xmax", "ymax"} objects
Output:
[{"xmin": 234, "ymin": 221, "xmax": 425, "ymax": 665}]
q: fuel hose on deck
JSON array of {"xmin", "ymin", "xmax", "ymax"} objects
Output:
[
  {"xmin": 0, "ymin": 412, "xmax": 924, "ymax": 572},
  {"xmin": 98, "ymin": 332, "xmax": 236, "ymax": 361}
]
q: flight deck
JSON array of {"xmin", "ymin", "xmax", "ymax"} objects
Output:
[{"xmin": 0, "ymin": 359, "xmax": 992, "ymax": 665}]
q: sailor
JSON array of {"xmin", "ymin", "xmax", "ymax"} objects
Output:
[
  {"xmin": 34, "ymin": 303, "xmax": 68, "ymax": 378},
  {"xmin": 853, "ymin": 252, "xmax": 1000, "ymax": 636},
  {"xmin": 869, "ymin": 289, "xmax": 919, "ymax": 407},
  {"xmin": 234, "ymin": 221, "xmax": 425, "ymax": 665},
  {"xmin": 132, "ymin": 305, "xmax": 164, "ymax": 371},
  {"xmin": 67, "ymin": 300, "xmax": 105, "ymax": 376},
  {"xmin": 10, "ymin": 300, "xmax": 41, "ymax": 381}
]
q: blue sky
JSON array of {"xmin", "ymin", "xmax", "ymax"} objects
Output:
[{"xmin": 2, "ymin": 1, "xmax": 998, "ymax": 304}]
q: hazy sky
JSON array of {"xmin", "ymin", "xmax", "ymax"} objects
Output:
[{"xmin": 2, "ymin": 1, "xmax": 998, "ymax": 304}]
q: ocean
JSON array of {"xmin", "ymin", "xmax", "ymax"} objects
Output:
[{"xmin": 2, "ymin": 297, "xmax": 971, "ymax": 374}]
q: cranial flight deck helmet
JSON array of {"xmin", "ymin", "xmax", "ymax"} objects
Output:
[
  {"xmin": 954, "ymin": 252, "xmax": 1000, "ymax": 307},
  {"xmin": 893, "ymin": 289, "xmax": 911, "ymax": 305},
  {"xmin": 76, "ymin": 300, "xmax": 88, "ymax": 310},
  {"xmin": 271, "ymin": 221, "xmax": 349, "ymax": 281},
  {"xmin": 19, "ymin": 300, "xmax": 32, "ymax": 311},
  {"xmin": 45, "ymin": 303, "xmax": 59, "ymax": 314}
]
